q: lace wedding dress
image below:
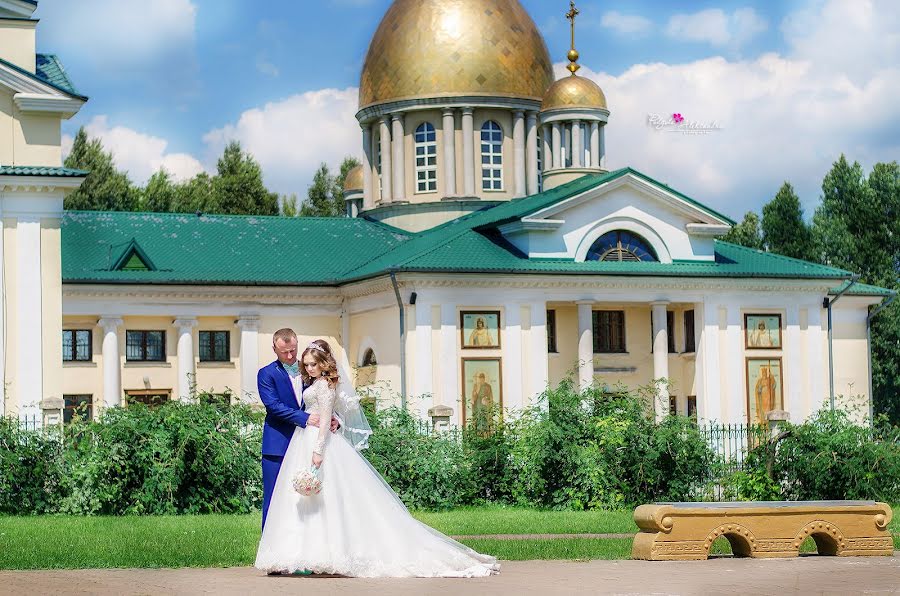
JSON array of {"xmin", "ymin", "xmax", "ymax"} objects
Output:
[{"xmin": 254, "ymin": 377, "xmax": 500, "ymax": 578}]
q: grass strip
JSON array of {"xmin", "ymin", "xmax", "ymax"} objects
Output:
[{"xmin": 412, "ymin": 506, "xmax": 637, "ymax": 535}]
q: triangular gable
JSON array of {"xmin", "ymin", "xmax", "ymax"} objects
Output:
[{"xmin": 111, "ymin": 239, "xmax": 156, "ymax": 272}]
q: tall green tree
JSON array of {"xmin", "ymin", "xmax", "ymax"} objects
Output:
[
  {"xmin": 721, "ymin": 211, "xmax": 764, "ymax": 250},
  {"xmin": 280, "ymin": 194, "xmax": 300, "ymax": 217},
  {"xmin": 812, "ymin": 155, "xmax": 871, "ymax": 275},
  {"xmin": 761, "ymin": 182, "xmax": 816, "ymax": 261},
  {"xmin": 172, "ymin": 172, "xmax": 216, "ymax": 214},
  {"xmin": 64, "ymin": 127, "xmax": 138, "ymax": 211},
  {"xmin": 212, "ymin": 141, "xmax": 279, "ymax": 216},
  {"xmin": 140, "ymin": 169, "xmax": 178, "ymax": 213},
  {"xmin": 300, "ymin": 157, "xmax": 361, "ymax": 217}
]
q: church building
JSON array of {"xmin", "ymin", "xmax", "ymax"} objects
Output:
[{"xmin": 0, "ymin": 0, "xmax": 891, "ymax": 428}]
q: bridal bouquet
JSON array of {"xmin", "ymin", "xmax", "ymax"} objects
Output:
[{"xmin": 292, "ymin": 466, "xmax": 322, "ymax": 496}]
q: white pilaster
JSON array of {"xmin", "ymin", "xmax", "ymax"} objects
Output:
[
  {"xmin": 16, "ymin": 216, "xmax": 42, "ymax": 420},
  {"xmin": 785, "ymin": 305, "xmax": 801, "ymax": 420},
  {"xmin": 541, "ymin": 125, "xmax": 552, "ymax": 173},
  {"xmin": 571, "ymin": 120, "xmax": 583, "ymax": 168},
  {"xmin": 442, "ymin": 109, "xmax": 457, "ymax": 197},
  {"xmin": 599, "ymin": 126, "xmax": 606, "ymax": 170},
  {"xmin": 502, "ymin": 304, "xmax": 523, "ymax": 410},
  {"xmin": 379, "ymin": 118, "xmax": 392, "ymax": 202},
  {"xmin": 237, "ymin": 315, "xmax": 260, "ymax": 403},
  {"xmin": 361, "ymin": 124, "xmax": 373, "ymax": 209},
  {"xmin": 725, "ymin": 305, "xmax": 743, "ymax": 423},
  {"xmin": 576, "ymin": 301, "xmax": 593, "ymax": 390},
  {"xmin": 414, "ymin": 300, "xmax": 434, "ymax": 403},
  {"xmin": 391, "ymin": 113, "xmax": 406, "ymax": 201},
  {"xmin": 439, "ymin": 303, "xmax": 457, "ymax": 421},
  {"xmin": 513, "ymin": 110, "xmax": 526, "ymax": 198},
  {"xmin": 529, "ymin": 302, "xmax": 549, "ymax": 407},
  {"xmin": 807, "ymin": 306, "xmax": 825, "ymax": 415},
  {"xmin": 590, "ymin": 122, "xmax": 600, "ymax": 168},
  {"xmin": 525, "ymin": 111, "xmax": 538, "ymax": 195},
  {"xmin": 651, "ymin": 302, "xmax": 670, "ymax": 421},
  {"xmin": 99, "ymin": 317, "xmax": 123, "ymax": 408},
  {"xmin": 461, "ymin": 107, "xmax": 475, "ymax": 195},
  {"xmin": 174, "ymin": 317, "xmax": 197, "ymax": 400},
  {"xmin": 700, "ymin": 303, "xmax": 722, "ymax": 423},
  {"xmin": 0, "ymin": 218, "xmax": 4, "ymax": 417},
  {"xmin": 551, "ymin": 123, "xmax": 562, "ymax": 168}
]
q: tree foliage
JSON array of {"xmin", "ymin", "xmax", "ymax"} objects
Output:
[
  {"xmin": 721, "ymin": 211, "xmax": 763, "ymax": 250},
  {"xmin": 64, "ymin": 128, "xmax": 139, "ymax": 211},
  {"xmin": 299, "ymin": 157, "xmax": 361, "ymax": 217},
  {"xmin": 761, "ymin": 182, "xmax": 816, "ymax": 261}
]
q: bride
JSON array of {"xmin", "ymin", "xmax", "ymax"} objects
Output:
[{"xmin": 254, "ymin": 339, "xmax": 499, "ymax": 578}]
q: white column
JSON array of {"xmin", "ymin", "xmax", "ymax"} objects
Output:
[
  {"xmin": 17, "ymin": 217, "xmax": 42, "ymax": 420},
  {"xmin": 391, "ymin": 112, "xmax": 406, "ymax": 201},
  {"xmin": 590, "ymin": 122, "xmax": 600, "ymax": 168},
  {"xmin": 551, "ymin": 123, "xmax": 562, "ymax": 168},
  {"xmin": 577, "ymin": 301, "xmax": 593, "ymax": 391},
  {"xmin": 361, "ymin": 124, "xmax": 373, "ymax": 209},
  {"xmin": 442, "ymin": 109, "xmax": 457, "ymax": 197},
  {"xmin": 237, "ymin": 315, "xmax": 260, "ymax": 403},
  {"xmin": 461, "ymin": 107, "xmax": 475, "ymax": 195},
  {"xmin": 513, "ymin": 110, "xmax": 526, "ymax": 198},
  {"xmin": 379, "ymin": 117, "xmax": 392, "ymax": 202},
  {"xmin": 806, "ymin": 306, "xmax": 825, "ymax": 417},
  {"xmin": 502, "ymin": 304, "xmax": 523, "ymax": 410},
  {"xmin": 571, "ymin": 120, "xmax": 583, "ymax": 168},
  {"xmin": 541, "ymin": 125, "xmax": 552, "ymax": 173},
  {"xmin": 0, "ymin": 218, "xmax": 4, "ymax": 417},
  {"xmin": 439, "ymin": 303, "xmax": 457, "ymax": 422},
  {"xmin": 99, "ymin": 317, "xmax": 123, "ymax": 408},
  {"xmin": 414, "ymin": 300, "xmax": 434, "ymax": 402},
  {"xmin": 525, "ymin": 111, "xmax": 538, "ymax": 195},
  {"xmin": 786, "ymin": 305, "xmax": 802, "ymax": 419},
  {"xmin": 699, "ymin": 303, "xmax": 722, "ymax": 423},
  {"xmin": 651, "ymin": 302, "xmax": 670, "ymax": 421},
  {"xmin": 529, "ymin": 302, "xmax": 549, "ymax": 406},
  {"xmin": 174, "ymin": 317, "xmax": 197, "ymax": 400},
  {"xmin": 725, "ymin": 305, "xmax": 743, "ymax": 423},
  {"xmin": 599, "ymin": 126, "xmax": 607, "ymax": 170}
]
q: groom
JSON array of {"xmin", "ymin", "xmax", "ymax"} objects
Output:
[{"xmin": 258, "ymin": 328, "xmax": 338, "ymax": 528}]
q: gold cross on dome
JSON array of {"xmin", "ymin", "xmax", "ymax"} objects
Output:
[{"xmin": 566, "ymin": 1, "xmax": 580, "ymax": 50}]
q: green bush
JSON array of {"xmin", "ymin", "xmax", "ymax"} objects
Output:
[
  {"xmin": 0, "ymin": 418, "xmax": 65, "ymax": 515},
  {"xmin": 462, "ymin": 403, "xmax": 518, "ymax": 504}
]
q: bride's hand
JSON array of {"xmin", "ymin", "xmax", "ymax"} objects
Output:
[
  {"xmin": 307, "ymin": 414, "xmax": 320, "ymax": 427},
  {"xmin": 312, "ymin": 452, "xmax": 323, "ymax": 468}
]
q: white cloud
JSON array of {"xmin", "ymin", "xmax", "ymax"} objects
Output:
[
  {"xmin": 202, "ymin": 88, "xmax": 361, "ymax": 197},
  {"xmin": 63, "ymin": 116, "xmax": 205, "ymax": 184},
  {"xmin": 37, "ymin": 0, "xmax": 196, "ymax": 69},
  {"xmin": 666, "ymin": 7, "xmax": 767, "ymax": 47},
  {"xmin": 601, "ymin": 11, "xmax": 653, "ymax": 35},
  {"xmin": 573, "ymin": 0, "xmax": 899, "ymax": 216}
]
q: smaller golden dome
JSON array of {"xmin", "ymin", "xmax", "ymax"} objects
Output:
[
  {"xmin": 343, "ymin": 165, "xmax": 364, "ymax": 192},
  {"xmin": 540, "ymin": 75, "xmax": 607, "ymax": 112}
]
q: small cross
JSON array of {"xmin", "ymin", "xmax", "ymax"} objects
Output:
[{"xmin": 566, "ymin": 1, "xmax": 580, "ymax": 49}]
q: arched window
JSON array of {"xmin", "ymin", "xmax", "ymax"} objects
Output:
[
  {"xmin": 414, "ymin": 122, "xmax": 437, "ymax": 193},
  {"xmin": 481, "ymin": 121, "xmax": 503, "ymax": 191},
  {"xmin": 358, "ymin": 347, "xmax": 377, "ymax": 387},
  {"xmin": 362, "ymin": 348, "xmax": 377, "ymax": 367},
  {"xmin": 586, "ymin": 231, "xmax": 658, "ymax": 262}
]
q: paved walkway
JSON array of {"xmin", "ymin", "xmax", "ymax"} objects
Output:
[{"xmin": 2, "ymin": 555, "xmax": 899, "ymax": 595}]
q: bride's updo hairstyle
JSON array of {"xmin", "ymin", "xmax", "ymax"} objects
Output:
[{"xmin": 300, "ymin": 339, "xmax": 340, "ymax": 387}]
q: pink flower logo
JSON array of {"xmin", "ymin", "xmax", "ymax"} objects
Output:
[{"xmin": 672, "ymin": 113, "xmax": 684, "ymax": 123}]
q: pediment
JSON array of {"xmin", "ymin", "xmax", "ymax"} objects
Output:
[
  {"xmin": 0, "ymin": 58, "xmax": 85, "ymax": 117},
  {"xmin": 498, "ymin": 171, "xmax": 733, "ymax": 262}
]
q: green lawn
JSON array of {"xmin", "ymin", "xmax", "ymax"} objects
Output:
[{"xmin": 0, "ymin": 506, "xmax": 897, "ymax": 570}]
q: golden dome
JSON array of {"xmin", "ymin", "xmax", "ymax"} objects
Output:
[
  {"xmin": 343, "ymin": 165, "xmax": 364, "ymax": 192},
  {"xmin": 540, "ymin": 74, "xmax": 607, "ymax": 111},
  {"xmin": 359, "ymin": 0, "xmax": 554, "ymax": 109}
]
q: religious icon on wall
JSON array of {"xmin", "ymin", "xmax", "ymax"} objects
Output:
[
  {"xmin": 461, "ymin": 358, "xmax": 502, "ymax": 428},
  {"xmin": 744, "ymin": 314, "xmax": 782, "ymax": 349},
  {"xmin": 746, "ymin": 357, "xmax": 783, "ymax": 425},
  {"xmin": 460, "ymin": 311, "xmax": 501, "ymax": 349}
]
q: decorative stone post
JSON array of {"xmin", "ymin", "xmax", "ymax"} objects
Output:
[
  {"xmin": 174, "ymin": 317, "xmax": 197, "ymax": 400},
  {"xmin": 99, "ymin": 317, "xmax": 123, "ymax": 408},
  {"xmin": 428, "ymin": 404, "xmax": 453, "ymax": 432}
]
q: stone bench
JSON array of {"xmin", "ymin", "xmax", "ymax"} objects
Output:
[{"xmin": 632, "ymin": 501, "xmax": 894, "ymax": 560}]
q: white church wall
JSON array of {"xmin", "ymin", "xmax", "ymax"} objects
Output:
[
  {"xmin": 829, "ymin": 299, "xmax": 873, "ymax": 424},
  {"xmin": 194, "ymin": 316, "xmax": 241, "ymax": 398},
  {"xmin": 348, "ymin": 305, "xmax": 402, "ymax": 409}
]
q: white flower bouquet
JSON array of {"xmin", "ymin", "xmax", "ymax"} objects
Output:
[{"xmin": 292, "ymin": 466, "xmax": 322, "ymax": 496}]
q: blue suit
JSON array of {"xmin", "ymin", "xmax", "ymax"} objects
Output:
[{"xmin": 258, "ymin": 360, "xmax": 309, "ymax": 528}]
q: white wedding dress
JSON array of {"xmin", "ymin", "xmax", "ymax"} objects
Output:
[{"xmin": 254, "ymin": 377, "xmax": 500, "ymax": 577}]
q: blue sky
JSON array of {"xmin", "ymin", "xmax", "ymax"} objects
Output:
[{"xmin": 33, "ymin": 0, "xmax": 899, "ymax": 219}]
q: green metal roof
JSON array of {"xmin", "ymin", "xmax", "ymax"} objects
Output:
[
  {"xmin": 0, "ymin": 54, "xmax": 87, "ymax": 100},
  {"xmin": 60, "ymin": 169, "xmax": 860, "ymax": 287},
  {"xmin": 62, "ymin": 211, "xmax": 411, "ymax": 285},
  {"xmin": 0, "ymin": 165, "xmax": 87, "ymax": 176},
  {"xmin": 829, "ymin": 281, "xmax": 896, "ymax": 297}
]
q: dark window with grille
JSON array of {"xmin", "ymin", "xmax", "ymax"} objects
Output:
[
  {"xmin": 63, "ymin": 330, "xmax": 91, "ymax": 362},
  {"xmin": 63, "ymin": 394, "xmax": 92, "ymax": 423},
  {"xmin": 126, "ymin": 390, "xmax": 170, "ymax": 407},
  {"xmin": 126, "ymin": 330, "xmax": 165, "ymax": 361},
  {"xmin": 687, "ymin": 395, "xmax": 697, "ymax": 419},
  {"xmin": 684, "ymin": 309, "xmax": 696, "ymax": 353},
  {"xmin": 547, "ymin": 309, "xmax": 557, "ymax": 353},
  {"xmin": 669, "ymin": 395, "xmax": 678, "ymax": 416},
  {"xmin": 592, "ymin": 310, "xmax": 626, "ymax": 353},
  {"xmin": 199, "ymin": 331, "xmax": 230, "ymax": 362}
]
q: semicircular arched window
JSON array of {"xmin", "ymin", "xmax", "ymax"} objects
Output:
[{"xmin": 586, "ymin": 230, "xmax": 658, "ymax": 262}]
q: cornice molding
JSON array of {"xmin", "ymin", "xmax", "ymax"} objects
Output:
[
  {"xmin": 356, "ymin": 95, "xmax": 542, "ymax": 125},
  {"xmin": 0, "ymin": 177, "xmax": 84, "ymax": 193},
  {"xmin": 14, "ymin": 92, "xmax": 85, "ymax": 118},
  {"xmin": 62, "ymin": 284, "xmax": 345, "ymax": 304}
]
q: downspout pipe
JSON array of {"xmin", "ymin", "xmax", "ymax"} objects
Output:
[
  {"xmin": 866, "ymin": 291, "xmax": 897, "ymax": 426},
  {"xmin": 824, "ymin": 274, "xmax": 860, "ymax": 411},
  {"xmin": 389, "ymin": 271, "xmax": 407, "ymax": 408}
]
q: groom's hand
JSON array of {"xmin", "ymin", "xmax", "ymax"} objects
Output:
[{"xmin": 307, "ymin": 414, "xmax": 320, "ymax": 427}]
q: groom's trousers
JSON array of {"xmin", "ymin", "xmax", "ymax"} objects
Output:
[{"xmin": 261, "ymin": 454, "xmax": 284, "ymax": 529}]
